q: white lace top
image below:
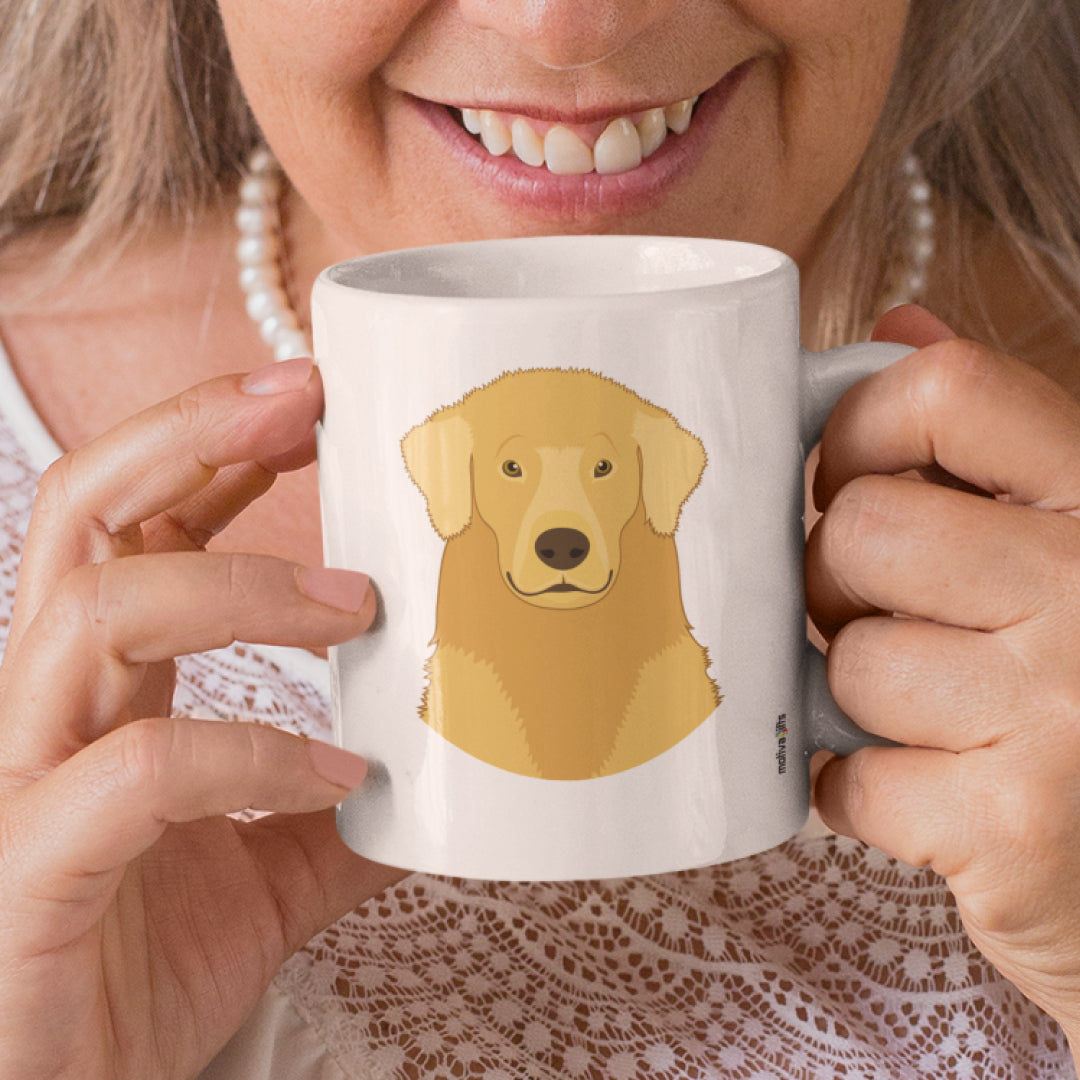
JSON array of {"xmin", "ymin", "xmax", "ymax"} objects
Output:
[{"xmin": 0, "ymin": 342, "xmax": 1074, "ymax": 1080}]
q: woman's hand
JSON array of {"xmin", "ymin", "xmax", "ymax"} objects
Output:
[
  {"xmin": 808, "ymin": 306, "xmax": 1080, "ymax": 1052},
  {"xmin": 0, "ymin": 357, "xmax": 403, "ymax": 1080}
]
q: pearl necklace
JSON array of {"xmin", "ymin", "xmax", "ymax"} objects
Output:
[
  {"xmin": 885, "ymin": 151, "xmax": 936, "ymax": 311},
  {"xmin": 236, "ymin": 148, "xmax": 311, "ymax": 361},
  {"xmin": 236, "ymin": 147, "xmax": 936, "ymax": 357}
]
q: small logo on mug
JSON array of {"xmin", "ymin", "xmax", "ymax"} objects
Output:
[
  {"xmin": 775, "ymin": 714, "xmax": 789, "ymax": 775},
  {"xmin": 401, "ymin": 367, "xmax": 722, "ymax": 781}
]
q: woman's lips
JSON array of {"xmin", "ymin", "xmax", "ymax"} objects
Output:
[{"xmin": 408, "ymin": 61, "xmax": 753, "ymax": 219}]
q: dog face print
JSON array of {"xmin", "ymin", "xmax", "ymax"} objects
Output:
[
  {"xmin": 400, "ymin": 368, "xmax": 721, "ymax": 780},
  {"xmin": 473, "ymin": 423, "xmax": 639, "ymax": 610},
  {"xmin": 402, "ymin": 369, "xmax": 706, "ymax": 609}
]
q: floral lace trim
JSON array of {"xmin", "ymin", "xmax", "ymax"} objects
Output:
[{"xmin": 278, "ymin": 840, "xmax": 1072, "ymax": 1079}]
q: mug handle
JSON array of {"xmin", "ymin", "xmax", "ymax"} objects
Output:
[{"xmin": 799, "ymin": 341, "xmax": 915, "ymax": 755}]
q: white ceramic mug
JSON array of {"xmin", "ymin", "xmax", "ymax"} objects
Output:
[{"xmin": 313, "ymin": 235, "xmax": 909, "ymax": 881}]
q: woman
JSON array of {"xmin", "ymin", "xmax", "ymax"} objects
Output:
[{"xmin": 1, "ymin": 0, "xmax": 1079, "ymax": 1076}]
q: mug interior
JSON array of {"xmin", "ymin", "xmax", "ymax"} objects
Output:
[{"xmin": 325, "ymin": 236, "xmax": 788, "ymax": 300}]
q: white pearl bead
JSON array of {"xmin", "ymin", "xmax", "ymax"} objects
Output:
[
  {"xmin": 236, "ymin": 204, "xmax": 277, "ymax": 236},
  {"xmin": 273, "ymin": 330, "xmax": 312, "ymax": 361},
  {"xmin": 911, "ymin": 236, "xmax": 935, "ymax": 264},
  {"xmin": 247, "ymin": 147, "xmax": 277, "ymax": 175},
  {"xmin": 238, "ymin": 264, "xmax": 281, "ymax": 292},
  {"xmin": 912, "ymin": 206, "xmax": 935, "ymax": 233},
  {"xmin": 239, "ymin": 175, "xmax": 280, "ymax": 206},
  {"xmin": 907, "ymin": 272, "xmax": 927, "ymax": 294},
  {"xmin": 259, "ymin": 310, "xmax": 300, "ymax": 345},
  {"xmin": 236, "ymin": 233, "xmax": 279, "ymax": 267},
  {"xmin": 908, "ymin": 180, "xmax": 932, "ymax": 204},
  {"xmin": 245, "ymin": 286, "xmax": 289, "ymax": 323}
]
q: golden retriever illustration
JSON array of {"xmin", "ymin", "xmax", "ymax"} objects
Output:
[{"xmin": 401, "ymin": 368, "xmax": 721, "ymax": 780}]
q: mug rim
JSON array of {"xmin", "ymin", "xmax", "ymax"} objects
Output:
[{"xmin": 317, "ymin": 234, "xmax": 795, "ymax": 305}]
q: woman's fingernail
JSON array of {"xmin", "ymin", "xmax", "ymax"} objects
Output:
[
  {"xmin": 241, "ymin": 355, "xmax": 313, "ymax": 395},
  {"xmin": 296, "ymin": 566, "xmax": 370, "ymax": 612},
  {"xmin": 308, "ymin": 739, "xmax": 368, "ymax": 790},
  {"xmin": 811, "ymin": 466, "xmax": 827, "ymax": 512}
]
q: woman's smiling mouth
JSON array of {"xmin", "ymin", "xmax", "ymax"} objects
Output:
[
  {"xmin": 408, "ymin": 60, "xmax": 754, "ymax": 218},
  {"xmin": 449, "ymin": 94, "xmax": 702, "ymax": 176}
]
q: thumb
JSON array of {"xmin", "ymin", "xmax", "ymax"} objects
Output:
[{"xmin": 871, "ymin": 303, "xmax": 957, "ymax": 349}]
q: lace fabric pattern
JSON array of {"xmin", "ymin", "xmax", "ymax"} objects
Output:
[
  {"xmin": 0, "ymin": 408, "xmax": 1075, "ymax": 1080},
  {"xmin": 280, "ymin": 847, "xmax": 1074, "ymax": 1080}
]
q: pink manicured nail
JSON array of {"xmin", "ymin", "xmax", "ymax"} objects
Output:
[
  {"xmin": 240, "ymin": 355, "xmax": 313, "ymax": 395},
  {"xmin": 308, "ymin": 739, "xmax": 368, "ymax": 790},
  {"xmin": 296, "ymin": 566, "xmax": 371, "ymax": 612}
]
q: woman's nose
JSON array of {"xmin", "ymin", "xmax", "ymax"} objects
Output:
[{"xmin": 457, "ymin": 0, "xmax": 676, "ymax": 70}]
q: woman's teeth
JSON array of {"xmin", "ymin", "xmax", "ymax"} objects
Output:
[{"xmin": 457, "ymin": 96, "xmax": 701, "ymax": 176}]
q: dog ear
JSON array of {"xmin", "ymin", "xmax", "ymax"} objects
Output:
[
  {"xmin": 632, "ymin": 409, "xmax": 707, "ymax": 535},
  {"xmin": 401, "ymin": 412, "xmax": 474, "ymax": 539}
]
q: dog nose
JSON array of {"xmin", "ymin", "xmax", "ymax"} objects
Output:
[{"xmin": 535, "ymin": 528, "xmax": 590, "ymax": 570}]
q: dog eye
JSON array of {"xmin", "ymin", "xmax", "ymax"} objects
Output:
[
  {"xmin": 594, "ymin": 459, "xmax": 613, "ymax": 477},
  {"xmin": 502, "ymin": 460, "xmax": 523, "ymax": 478}
]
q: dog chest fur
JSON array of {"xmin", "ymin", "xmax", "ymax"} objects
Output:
[{"xmin": 421, "ymin": 501, "xmax": 720, "ymax": 780}]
